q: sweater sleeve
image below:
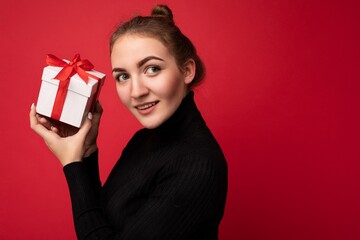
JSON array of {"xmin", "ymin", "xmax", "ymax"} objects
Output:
[
  {"xmin": 82, "ymin": 150, "xmax": 102, "ymax": 195},
  {"xmin": 63, "ymin": 151, "xmax": 114, "ymax": 239},
  {"xmin": 64, "ymin": 153, "xmax": 227, "ymax": 240}
]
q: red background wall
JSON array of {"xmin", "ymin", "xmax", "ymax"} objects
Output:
[{"xmin": 1, "ymin": 0, "xmax": 359, "ymax": 239}]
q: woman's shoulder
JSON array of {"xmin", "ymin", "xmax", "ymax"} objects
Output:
[
  {"xmin": 120, "ymin": 128, "xmax": 151, "ymax": 155},
  {"xmin": 170, "ymin": 124, "xmax": 227, "ymax": 168}
]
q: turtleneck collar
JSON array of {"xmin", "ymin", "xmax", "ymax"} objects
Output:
[{"xmin": 151, "ymin": 91, "xmax": 204, "ymax": 137}]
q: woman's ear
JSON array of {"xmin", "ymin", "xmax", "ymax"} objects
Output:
[{"xmin": 183, "ymin": 59, "xmax": 196, "ymax": 85}]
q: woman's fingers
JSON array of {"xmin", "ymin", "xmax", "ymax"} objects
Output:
[
  {"xmin": 32, "ymin": 105, "xmax": 54, "ymax": 130},
  {"xmin": 38, "ymin": 116, "xmax": 53, "ymax": 130},
  {"xmin": 94, "ymin": 101, "xmax": 103, "ymax": 115},
  {"xmin": 51, "ymin": 126, "xmax": 59, "ymax": 134},
  {"xmin": 77, "ymin": 113, "xmax": 93, "ymax": 140},
  {"xmin": 29, "ymin": 103, "xmax": 58, "ymax": 140},
  {"xmin": 92, "ymin": 101, "xmax": 103, "ymax": 124},
  {"xmin": 29, "ymin": 103, "xmax": 44, "ymax": 133},
  {"xmin": 30, "ymin": 103, "xmax": 93, "ymax": 165}
]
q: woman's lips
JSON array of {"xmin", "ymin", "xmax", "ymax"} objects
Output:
[{"xmin": 135, "ymin": 101, "xmax": 159, "ymax": 114}]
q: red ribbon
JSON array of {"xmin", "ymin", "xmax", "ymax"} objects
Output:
[{"xmin": 46, "ymin": 54, "xmax": 95, "ymax": 120}]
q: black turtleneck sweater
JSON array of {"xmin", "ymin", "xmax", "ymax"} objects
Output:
[{"xmin": 63, "ymin": 92, "xmax": 228, "ymax": 240}]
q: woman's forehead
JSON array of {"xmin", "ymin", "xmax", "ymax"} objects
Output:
[
  {"xmin": 111, "ymin": 35, "xmax": 173, "ymax": 65},
  {"xmin": 114, "ymin": 34, "xmax": 167, "ymax": 51}
]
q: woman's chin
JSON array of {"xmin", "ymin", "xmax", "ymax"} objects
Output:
[{"xmin": 135, "ymin": 115, "xmax": 168, "ymax": 129}]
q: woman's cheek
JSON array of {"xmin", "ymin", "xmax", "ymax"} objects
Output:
[{"xmin": 116, "ymin": 85, "xmax": 129, "ymax": 105}]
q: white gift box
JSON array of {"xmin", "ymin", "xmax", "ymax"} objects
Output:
[{"xmin": 36, "ymin": 64, "xmax": 105, "ymax": 128}]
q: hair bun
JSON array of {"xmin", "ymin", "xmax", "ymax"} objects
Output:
[{"xmin": 151, "ymin": 5, "xmax": 174, "ymax": 22}]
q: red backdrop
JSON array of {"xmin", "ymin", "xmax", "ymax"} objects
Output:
[{"xmin": 1, "ymin": 0, "xmax": 359, "ymax": 239}]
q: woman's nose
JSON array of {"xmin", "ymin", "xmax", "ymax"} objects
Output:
[{"xmin": 130, "ymin": 76, "xmax": 149, "ymax": 99}]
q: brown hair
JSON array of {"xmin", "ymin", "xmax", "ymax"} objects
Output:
[{"xmin": 110, "ymin": 5, "xmax": 205, "ymax": 89}]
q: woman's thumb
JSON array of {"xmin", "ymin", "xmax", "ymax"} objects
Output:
[{"xmin": 78, "ymin": 112, "xmax": 93, "ymax": 137}]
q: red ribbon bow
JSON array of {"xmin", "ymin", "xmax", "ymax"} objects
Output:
[{"xmin": 46, "ymin": 54, "xmax": 95, "ymax": 121}]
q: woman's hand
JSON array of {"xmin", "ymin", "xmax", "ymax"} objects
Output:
[
  {"xmin": 83, "ymin": 102, "xmax": 103, "ymax": 157},
  {"xmin": 29, "ymin": 102, "xmax": 103, "ymax": 166}
]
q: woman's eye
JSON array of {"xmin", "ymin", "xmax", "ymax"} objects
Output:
[
  {"xmin": 145, "ymin": 66, "xmax": 160, "ymax": 74},
  {"xmin": 115, "ymin": 73, "xmax": 129, "ymax": 81}
]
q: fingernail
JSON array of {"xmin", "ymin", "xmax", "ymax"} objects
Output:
[
  {"xmin": 87, "ymin": 112, "xmax": 93, "ymax": 120},
  {"xmin": 31, "ymin": 103, "xmax": 34, "ymax": 109}
]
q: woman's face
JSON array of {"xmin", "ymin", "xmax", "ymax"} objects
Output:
[{"xmin": 111, "ymin": 34, "xmax": 194, "ymax": 129}]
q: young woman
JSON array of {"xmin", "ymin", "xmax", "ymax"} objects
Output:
[{"xmin": 30, "ymin": 5, "xmax": 227, "ymax": 240}]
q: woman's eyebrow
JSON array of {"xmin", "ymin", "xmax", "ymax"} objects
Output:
[
  {"xmin": 137, "ymin": 56, "xmax": 164, "ymax": 68},
  {"xmin": 112, "ymin": 56, "xmax": 164, "ymax": 73},
  {"xmin": 112, "ymin": 67, "xmax": 126, "ymax": 73}
]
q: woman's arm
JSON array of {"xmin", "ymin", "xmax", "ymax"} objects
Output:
[
  {"xmin": 64, "ymin": 154, "xmax": 227, "ymax": 240},
  {"xmin": 82, "ymin": 150, "xmax": 102, "ymax": 196},
  {"xmin": 30, "ymin": 102, "xmax": 108, "ymax": 236},
  {"xmin": 64, "ymin": 161, "xmax": 113, "ymax": 239}
]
